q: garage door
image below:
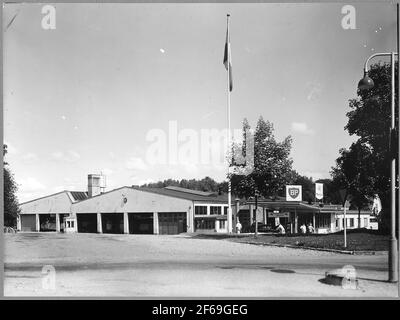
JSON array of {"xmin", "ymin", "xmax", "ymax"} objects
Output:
[
  {"xmin": 77, "ymin": 213, "xmax": 97, "ymax": 233},
  {"xmin": 129, "ymin": 213, "xmax": 153, "ymax": 234},
  {"xmin": 159, "ymin": 212, "xmax": 187, "ymax": 235},
  {"xmin": 20, "ymin": 214, "xmax": 37, "ymax": 232},
  {"xmin": 102, "ymin": 213, "xmax": 124, "ymax": 234},
  {"xmin": 39, "ymin": 214, "xmax": 56, "ymax": 232}
]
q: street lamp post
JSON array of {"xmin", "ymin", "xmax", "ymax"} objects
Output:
[
  {"xmin": 358, "ymin": 51, "xmax": 398, "ymax": 283},
  {"xmin": 254, "ymin": 191, "xmax": 258, "ymax": 238}
]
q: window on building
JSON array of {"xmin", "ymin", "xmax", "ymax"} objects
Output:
[
  {"xmin": 67, "ymin": 221, "xmax": 70, "ymax": 228},
  {"xmin": 210, "ymin": 206, "xmax": 222, "ymax": 215},
  {"xmin": 195, "ymin": 206, "xmax": 207, "ymax": 215},
  {"xmin": 315, "ymin": 213, "xmax": 330, "ymax": 228},
  {"xmin": 71, "ymin": 221, "xmax": 74, "ymax": 228},
  {"xmin": 336, "ymin": 219, "xmax": 339, "ymax": 228},
  {"xmin": 223, "ymin": 207, "xmax": 228, "ymax": 215},
  {"xmin": 219, "ymin": 220, "xmax": 226, "ymax": 229},
  {"xmin": 364, "ymin": 218, "xmax": 368, "ymax": 227},
  {"xmin": 195, "ymin": 218, "xmax": 215, "ymax": 230},
  {"xmin": 349, "ymin": 218, "xmax": 354, "ymax": 227}
]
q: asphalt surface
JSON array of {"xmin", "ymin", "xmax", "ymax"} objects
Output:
[{"xmin": 3, "ymin": 232, "xmax": 399, "ymax": 297}]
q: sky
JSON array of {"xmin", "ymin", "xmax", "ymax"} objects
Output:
[{"xmin": 3, "ymin": 2, "xmax": 397, "ymax": 202}]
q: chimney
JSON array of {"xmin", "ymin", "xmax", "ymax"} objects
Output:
[{"xmin": 88, "ymin": 174, "xmax": 105, "ymax": 197}]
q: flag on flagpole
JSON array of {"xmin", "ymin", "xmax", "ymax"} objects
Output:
[{"xmin": 223, "ymin": 18, "xmax": 233, "ymax": 91}]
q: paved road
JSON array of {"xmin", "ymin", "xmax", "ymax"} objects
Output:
[{"xmin": 3, "ymin": 233, "xmax": 398, "ymax": 297}]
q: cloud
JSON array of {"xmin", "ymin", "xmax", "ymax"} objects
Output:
[
  {"xmin": 100, "ymin": 168, "xmax": 113, "ymax": 176},
  {"xmin": 201, "ymin": 110, "xmax": 217, "ymax": 120},
  {"xmin": 18, "ymin": 177, "xmax": 46, "ymax": 192},
  {"xmin": 109, "ymin": 152, "xmax": 116, "ymax": 159},
  {"xmin": 51, "ymin": 150, "xmax": 81, "ymax": 162},
  {"xmin": 130, "ymin": 177, "xmax": 155, "ymax": 186},
  {"xmin": 126, "ymin": 157, "xmax": 148, "ymax": 171},
  {"xmin": 306, "ymin": 82, "xmax": 322, "ymax": 101},
  {"xmin": 21, "ymin": 152, "xmax": 39, "ymax": 162},
  {"xmin": 53, "ymin": 185, "xmax": 77, "ymax": 193},
  {"xmin": 291, "ymin": 122, "xmax": 314, "ymax": 135}
]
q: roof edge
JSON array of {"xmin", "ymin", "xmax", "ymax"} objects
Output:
[{"xmin": 20, "ymin": 190, "xmax": 72, "ymax": 206}]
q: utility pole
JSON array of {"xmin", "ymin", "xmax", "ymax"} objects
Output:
[
  {"xmin": 343, "ymin": 200, "xmax": 347, "ymax": 249},
  {"xmin": 254, "ymin": 191, "xmax": 258, "ymax": 237}
]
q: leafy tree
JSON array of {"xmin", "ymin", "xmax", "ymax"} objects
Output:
[
  {"xmin": 231, "ymin": 116, "xmax": 293, "ymax": 199},
  {"xmin": 140, "ymin": 176, "xmax": 224, "ymax": 193},
  {"xmin": 331, "ymin": 141, "xmax": 375, "ymax": 228},
  {"xmin": 342, "ymin": 62, "xmax": 398, "ymax": 232},
  {"xmin": 314, "ymin": 178, "xmax": 343, "ymax": 205},
  {"xmin": 3, "ymin": 145, "xmax": 20, "ymax": 227}
]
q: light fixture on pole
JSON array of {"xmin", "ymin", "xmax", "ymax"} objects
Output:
[{"xmin": 358, "ymin": 51, "xmax": 398, "ymax": 283}]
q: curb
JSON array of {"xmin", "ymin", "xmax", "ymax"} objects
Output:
[{"xmin": 238, "ymin": 241, "xmax": 385, "ymax": 255}]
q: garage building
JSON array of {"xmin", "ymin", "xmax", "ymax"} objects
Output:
[
  {"xmin": 18, "ymin": 174, "xmax": 230, "ymax": 235},
  {"xmin": 18, "ymin": 190, "xmax": 88, "ymax": 232}
]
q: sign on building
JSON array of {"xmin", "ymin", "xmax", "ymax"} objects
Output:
[
  {"xmin": 315, "ymin": 183, "xmax": 323, "ymax": 200},
  {"xmin": 269, "ymin": 211, "xmax": 290, "ymax": 218},
  {"xmin": 286, "ymin": 185, "xmax": 302, "ymax": 201}
]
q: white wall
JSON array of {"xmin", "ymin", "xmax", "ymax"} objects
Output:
[
  {"xmin": 20, "ymin": 191, "xmax": 72, "ymax": 215},
  {"xmin": 71, "ymin": 187, "xmax": 195, "ymax": 232},
  {"xmin": 72, "ymin": 187, "xmax": 193, "ymax": 213},
  {"xmin": 333, "ymin": 212, "xmax": 371, "ymax": 231}
]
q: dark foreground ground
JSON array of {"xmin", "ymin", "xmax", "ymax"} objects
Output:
[{"xmin": 193, "ymin": 230, "xmax": 389, "ymax": 251}]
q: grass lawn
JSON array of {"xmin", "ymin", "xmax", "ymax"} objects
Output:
[{"xmin": 192, "ymin": 229, "xmax": 389, "ymax": 251}]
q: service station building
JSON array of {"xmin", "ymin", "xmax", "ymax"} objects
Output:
[{"xmin": 18, "ymin": 174, "xmax": 374, "ymax": 235}]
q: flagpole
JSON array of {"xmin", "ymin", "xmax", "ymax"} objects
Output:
[{"xmin": 226, "ymin": 14, "xmax": 232, "ymax": 234}]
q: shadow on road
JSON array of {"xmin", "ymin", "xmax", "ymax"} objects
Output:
[{"xmin": 270, "ymin": 269, "xmax": 296, "ymax": 274}]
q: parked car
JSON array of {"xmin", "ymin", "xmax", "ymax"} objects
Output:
[{"xmin": 369, "ymin": 217, "xmax": 379, "ymax": 230}]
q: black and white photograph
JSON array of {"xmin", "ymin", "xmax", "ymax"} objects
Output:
[{"xmin": 2, "ymin": 1, "xmax": 400, "ymax": 299}]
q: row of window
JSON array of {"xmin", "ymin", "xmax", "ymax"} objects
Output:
[
  {"xmin": 315, "ymin": 213, "xmax": 330, "ymax": 228},
  {"xmin": 195, "ymin": 219, "xmax": 215, "ymax": 230},
  {"xmin": 194, "ymin": 218, "xmax": 226, "ymax": 230},
  {"xmin": 195, "ymin": 206, "xmax": 228, "ymax": 215},
  {"xmin": 335, "ymin": 217, "xmax": 368, "ymax": 228}
]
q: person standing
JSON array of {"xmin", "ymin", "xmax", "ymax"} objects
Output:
[
  {"xmin": 276, "ymin": 223, "xmax": 286, "ymax": 234},
  {"xmin": 236, "ymin": 220, "xmax": 242, "ymax": 234}
]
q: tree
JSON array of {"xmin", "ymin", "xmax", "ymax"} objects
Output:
[
  {"xmin": 231, "ymin": 117, "xmax": 293, "ymax": 199},
  {"xmin": 3, "ymin": 145, "xmax": 20, "ymax": 227},
  {"xmin": 342, "ymin": 62, "xmax": 398, "ymax": 232},
  {"xmin": 314, "ymin": 178, "xmax": 343, "ymax": 205},
  {"xmin": 140, "ymin": 176, "xmax": 224, "ymax": 193},
  {"xmin": 331, "ymin": 141, "xmax": 376, "ymax": 228}
]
